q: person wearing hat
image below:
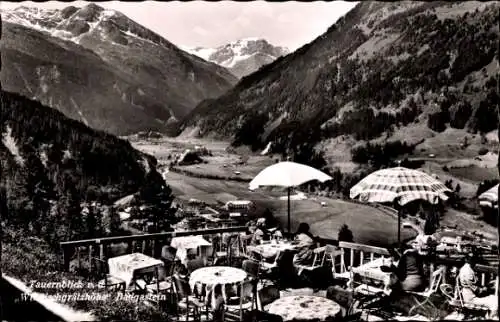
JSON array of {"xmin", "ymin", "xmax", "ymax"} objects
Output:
[{"xmin": 458, "ymin": 253, "xmax": 498, "ymax": 318}]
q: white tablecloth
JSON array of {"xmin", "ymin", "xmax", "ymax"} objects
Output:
[
  {"xmin": 171, "ymin": 236, "xmax": 212, "ymax": 264},
  {"xmin": 267, "ymin": 295, "xmax": 341, "ymax": 321},
  {"xmin": 352, "ymin": 257, "xmax": 391, "ymax": 285},
  {"xmin": 108, "ymin": 253, "xmax": 164, "ymax": 288},
  {"xmin": 249, "ymin": 242, "xmax": 298, "ymax": 259},
  {"xmin": 189, "ymin": 266, "xmax": 247, "ymax": 302}
]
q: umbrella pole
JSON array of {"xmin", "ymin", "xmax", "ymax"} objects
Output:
[
  {"xmin": 398, "ymin": 211, "xmax": 401, "ymax": 247},
  {"xmin": 288, "ymin": 187, "xmax": 291, "ymax": 234}
]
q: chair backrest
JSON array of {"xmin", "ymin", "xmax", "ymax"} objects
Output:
[
  {"xmin": 311, "ymin": 246, "xmax": 326, "ymax": 267},
  {"xmin": 163, "ymin": 259, "xmax": 178, "ymax": 277},
  {"xmin": 258, "ymin": 285, "xmax": 280, "ymax": 307},
  {"xmin": 187, "ymin": 258, "xmax": 205, "ymax": 274},
  {"xmin": 428, "ymin": 267, "xmax": 445, "ymax": 293},
  {"xmin": 453, "ymin": 276, "xmax": 465, "ymax": 305},
  {"xmin": 173, "ymin": 274, "xmax": 192, "ymax": 298},
  {"xmin": 242, "ymin": 259, "xmax": 260, "ymax": 278},
  {"xmin": 239, "ymin": 280, "xmax": 257, "ymax": 307}
]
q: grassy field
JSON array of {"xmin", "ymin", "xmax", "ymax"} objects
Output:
[
  {"xmin": 165, "ymin": 171, "xmax": 414, "ymax": 246},
  {"xmin": 130, "ymin": 136, "xmax": 498, "ymax": 247}
]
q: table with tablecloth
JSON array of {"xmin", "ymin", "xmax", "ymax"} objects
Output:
[
  {"xmin": 267, "ymin": 295, "xmax": 342, "ymax": 321},
  {"xmin": 351, "ymin": 257, "xmax": 392, "ymax": 289},
  {"xmin": 108, "ymin": 252, "xmax": 164, "ymax": 289},
  {"xmin": 171, "ymin": 235, "xmax": 212, "ymax": 265},
  {"xmin": 247, "ymin": 242, "xmax": 298, "ymax": 260},
  {"xmin": 189, "ymin": 266, "xmax": 247, "ymax": 305}
]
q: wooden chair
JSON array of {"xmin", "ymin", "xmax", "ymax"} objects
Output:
[
  {"xmin": 256, "ymin": 284, "xmax": 280, "ymax": 311},
  {"xmin": 173, "ymin": 274, "xmax": 206, "ymax": 321},
  {"xmin": 145, "ymin": 260, "xmax": 177, "ymax": 297},
  {"xmin": 407, "ymin": 266, "xmax": 445, "ymax": 316},
  {"xmin": 242, "ymin": 259, "xmax": 260, "ymax": 280},
  {"xmin": 225, "ymin": 280, "xmax": 258, "ymax": 322},
  {"xmin": 94, "ymin": 258, "xmax": 126, "ymax": 293}
]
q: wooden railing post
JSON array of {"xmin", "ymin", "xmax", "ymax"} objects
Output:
[
  {"xmin": 99, "ymin": 244, "xmax": 104, "ymax": 261},
  {"xmin": 88, "ymin": 245, "xmax": 93, "ymax": 273},
  {"xmin": 349, "ymin": 249, "xmax": 354, "ymax": 269},
  {"xmin": 77, "ymin": 247, "xmax": 81, "ymax": 270},
  {"xmin": 62, "ymin": 246, "xmax": 71, "ymax": 272}
]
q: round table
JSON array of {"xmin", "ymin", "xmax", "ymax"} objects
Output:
[
  {"xmin": 268, "ymin": 295, "xmax": 342, "ymax": 321},
  {"xmin": 251, "ymin": 242, "xmax": 298, "ymax": 259},
  {"xmin": 189, "ymin": 266, "xmax": 247, "ymax": 299}
]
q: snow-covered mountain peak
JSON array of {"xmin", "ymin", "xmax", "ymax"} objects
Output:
[{"xmin": 184, "ymin": 38, "xmax": 289, "ymax": 78}]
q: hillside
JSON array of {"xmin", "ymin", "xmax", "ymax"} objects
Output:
[
  {"xmin": 1, "ymin": 4, "xmax": 237, "ymax": 135},
  {"xmin": 0, "ymin": 91, "xmax": 156, "ymax": 243},
  {"xmin": 181, "ymin": 1, "xmax": 499, "ymax": 169},
  {"xmin": 185, "ymin": 38, "xmax": 289, "ymax": 78}
]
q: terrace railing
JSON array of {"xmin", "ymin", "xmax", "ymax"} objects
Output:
[
  {"xmin": 60, "ymin": 226, "xmax": 248, "ymax": 272},
  {"xmin": 336, "ymin": 241, "xmax": 391, "ymax": 274}
]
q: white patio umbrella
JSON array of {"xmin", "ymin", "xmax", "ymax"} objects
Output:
[
  {"xmin": 249, "ymin": 161, "xmax": 333, "ymax": 233},
  {"xmin": 350, "ymin": 166, "xmax": 452, "ymax": 243},
  {"xmin": 478, "ymin": 184, "xmax": 499, "ymax": 209}
]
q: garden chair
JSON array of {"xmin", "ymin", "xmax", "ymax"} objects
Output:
[
  {"xmin": 295, "ymin": 246, "xmax": 327, "ymax": 274},
  {"xmin": 95, "ymin": 258, "xmax": 126, "ymax": 293},
  {"xmin": 145, "ymin": 259, "xmax": 177, "ymax": 296},
  {"xmin": 225, "ymin": 280, "xmax": 258, "ymax": 322},
  {"xmin": 407, "ymin": 266, "xmax": 445, "ymax": 316},
  {"xmin": 173, "ymin": 274, "xmax": 207, "ymax": 321},
  {"xmin": 440, "ymin": 276, "xmax": 491, "ymax": 319}
]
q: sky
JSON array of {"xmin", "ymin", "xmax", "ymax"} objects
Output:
[{"xmin": 1, "ymin": 1, "xmax": 358, "ymax": 51}]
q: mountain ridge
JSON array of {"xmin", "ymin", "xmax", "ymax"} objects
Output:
[{"xmin": 1, "ymin": 3, "xmax": 238, "ymax": 135}]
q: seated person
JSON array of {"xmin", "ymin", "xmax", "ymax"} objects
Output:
[
  {"xmin": 249, "ymin": 222, "xmax": 269, "ymax": 245},
  {"xmin": 270, "ymin": 228, "xmax": 284, "ymax": 240},
  {"xmin": 161, "ymin": 245, "xmax": 177, "ymax": 261},
  {"xmin": 415, "ymin": 221, "xmax": 438, "ymax": 253},
  {"xmin": 383, "ymin": 245, "xmax": 427, "ymax": 292},
  {"xmin": 458, "ymin": 254, "xmax": 498, "ymax": 317},
  {"xmin": 262, "ymin": 208, "xmax": 279, "ymax": 229},
  {"xmin": 292, "ymin": 223, "xmax": 316, "ymax": 269},
  {"xmin": 185, "ymin": 253, "xmax": 205, "ymax": 275}
]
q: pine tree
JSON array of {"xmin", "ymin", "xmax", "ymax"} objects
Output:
[{"xmin": 137, "ymin": 168, "xmax": 175, "ymax": 233}]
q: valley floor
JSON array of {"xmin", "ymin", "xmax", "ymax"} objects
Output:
[{"xmin": 130, "ymin": 136, "xmax": 497, "ymax": 247}]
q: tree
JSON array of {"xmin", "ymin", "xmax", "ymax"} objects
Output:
[
  {"xmin": 108, "ymin": 207, "xmax": 121, "ymax": 236},
  {"xmin": 137, "ymin": 169, "xmax": 176, "ymax": 232}
]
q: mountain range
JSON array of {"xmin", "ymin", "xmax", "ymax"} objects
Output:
[
  {"xmin": 180, "ymin": 1, "xmax": 499, "ymax": 166},
  {"xmin": 1, "ymin": 4, "xmax": 237, "ymax": 135},
  {"xmin": 183, "ymin": 38, "xmax": 289, "ymax": 78}
]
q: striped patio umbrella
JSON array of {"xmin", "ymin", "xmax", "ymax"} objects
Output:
[
  {"xmin": 350, "ymin": 167, "xmax": 451, "ymax": 244},
  {"xmin": 479, "ymin": 184, "xmax": 499, "ymax": 209},
  {"xmin": 350, "ymin": 167, "xmax": 451, "ymax": 206}
]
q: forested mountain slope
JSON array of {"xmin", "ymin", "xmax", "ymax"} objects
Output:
[{"xmin": 181, "ymin": 1, "xmax": 499, "ymax": 168}]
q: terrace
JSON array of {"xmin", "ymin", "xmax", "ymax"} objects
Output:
[{"xmin": 24, "ymin": 214, "xmax": 493, "ymax": 322}]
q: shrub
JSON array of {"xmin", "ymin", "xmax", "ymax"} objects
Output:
[
  {"xmin": 351, "ymin": 141, "xmax": 415, "ymax": 166},
  {"xmin": 427, "ymin": 111, "xmax": 448, "ymax": 132},
  {"xmin": 449, "ymin": 101, "xmax": 473, "ymax": 129}
]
